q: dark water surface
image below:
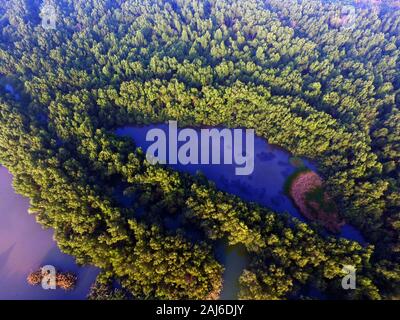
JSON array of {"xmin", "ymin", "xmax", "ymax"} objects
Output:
[
  {"xmin": 116, "ymin": 124, "xmax": 365, "ymax": 244},
  {"xmin": 116, "ymin": 124, "xmax": 366, "ymax": 299}
]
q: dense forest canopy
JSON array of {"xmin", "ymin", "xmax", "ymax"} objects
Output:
[{"xmin": 0, "ymin": 0, "xmax": 399, "ymax": 299}]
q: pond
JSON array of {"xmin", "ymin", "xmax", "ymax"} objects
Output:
[
  {"xmin": 0, "ymin": 166, "xmax": 99, "ymax": 299},
  {"xmin": 116, "ymin": 123, "xmax": 366, "ymax": 299},
  {"xmin": 116, "ymin": 124, "xmax": 365, "ymax": 243}
]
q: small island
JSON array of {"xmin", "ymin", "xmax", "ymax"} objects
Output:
[
  {"xmin": 285, "ymin": 169, "xmax": 344, "ymax": 233},
  {"xmin": 27, "ymin": 267, "xmax": 77, "ymax": 290}
]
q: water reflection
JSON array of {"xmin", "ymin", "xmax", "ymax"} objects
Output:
[
  {"xmin": 116, "ymin": 124, "xmax": 367, "ymax": 299},
  {"xmin": 0, "ymin": 166, "xmax": 98, "ymax": 299}
]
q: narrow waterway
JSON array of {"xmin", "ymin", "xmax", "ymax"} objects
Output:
[{"xmin": 116, "ymin": 123, "xmax": 366, "ymax": 299}]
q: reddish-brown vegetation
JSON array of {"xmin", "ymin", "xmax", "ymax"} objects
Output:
[
  {"xmin": 26, "ymin": 270, "xmax": 42, "ymax": 286},
  {"xmin": 288, "ymin": 171, "xmax": 344, "ymax": 233},
  {"xmin": 56, "ymin": 273, "xmax": 77, "ymax": 290},
  {"xmin": 27, "ymin": 267, "xmax": 77, "ymax": 290}
]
